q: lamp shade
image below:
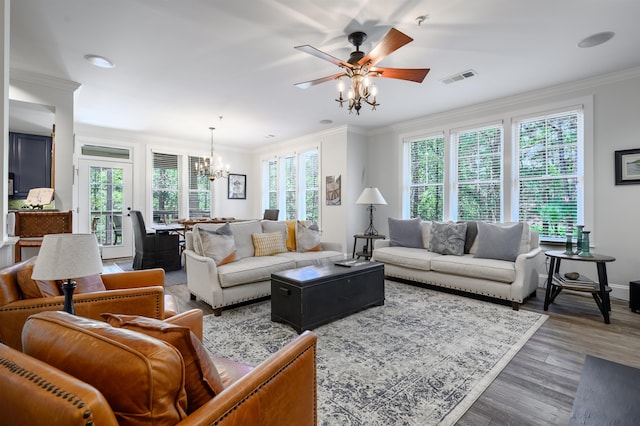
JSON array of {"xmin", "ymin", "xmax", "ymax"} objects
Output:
[
  {"xmin": 356, "ymin": 187, "xmax": 387, "ymax": 205},
  {"xmin": 31, "ymin": 234, "xmax": 103, "ymax": 280}
]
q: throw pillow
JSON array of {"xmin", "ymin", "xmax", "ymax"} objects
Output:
[
  {"xmin": 296, "ymin": 221, "xmax": 321, "ymax": 252},
  {"xmin": 198, "ymin": 222, "xmax": 237, "ymax": 266},
  {"xmin": 23, "ymin": 311, "xmax": 188, "ymax": 426},
  {"xmin": 261, "ymin": 220, "xmax": 288, "ymax": 245},
  {"xmin": 252, "ymin": 232, "xmax": 287, "ymax": 256},
  {"xmin": 474, "ymin": 222, "xmax": 524, "ymax": 261},
  {"xmin": 388, "ymin": 217, "xmax": 423, "ymax": 248},
  {"xmin": 457, "ymin": 220, "xmax": 478, "ymax": 254},
  {"xmin": 16, "ymin": 257, "xmax": 61, "ymax": 298},
  {"xmin": 428, "ymin": 221, "xmax": 467, "ymax": 255},
  {"xmin": 73, "ymin": 274, "xmax": 107, "ymax": 294},
  {"xmin": 102, "ymin": 313, "xmax": 224, "ymax": 414},
  {"xmin": 284, "ymin": 220, "xmax": 297, "ymax": 251}
]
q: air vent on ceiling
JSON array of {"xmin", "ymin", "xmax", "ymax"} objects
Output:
[{"xmin": 442, "ymin": 69, "xmax": 478, "ymax": 85}]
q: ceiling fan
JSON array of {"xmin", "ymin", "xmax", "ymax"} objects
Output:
[{"xmin": 294, "ymin": 27, "xmax": 430, "ymax": 114}]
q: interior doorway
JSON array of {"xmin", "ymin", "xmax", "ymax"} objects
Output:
[{"xmin": 78, "ymin": 158, "xmax": 133, "ymax": 259}]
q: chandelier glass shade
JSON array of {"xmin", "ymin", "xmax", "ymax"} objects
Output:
[
  {"xmin": 336, "ymin": 66, "xmax": 380, "ymax": 115},
  {"xmin": 196, "ymin": 126, "xmax": 230, "ymax": 181}
]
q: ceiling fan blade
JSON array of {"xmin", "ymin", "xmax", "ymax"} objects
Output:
[
  {"xmin": 358, "ymin": 27, "xmax": 413, "ymax": 67},
  {"xmin": 370, "ymin": 67, "xmax": 430, "ymax": 83},
  {"xmin": 294, "ymin": 72, "xmax": 347, "ymax": 89},
  {"xmin": 294, "ymin": 45, "xmax": 353, "ymax": 68}
]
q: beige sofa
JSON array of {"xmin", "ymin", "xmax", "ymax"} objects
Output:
[
  {"xmin": 184, "ymin": 220, "xmax": 343, "ymax": 315},
  {"xmin": 372, "ymin": 220, "xmax": 543, "ymax": 309}
]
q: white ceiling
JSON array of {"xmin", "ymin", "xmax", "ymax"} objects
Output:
[{"xmin": 9, "ymin": 0, "xmax": 640, "ymax": 149}]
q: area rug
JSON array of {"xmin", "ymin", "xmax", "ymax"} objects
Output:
[
  {"xmin": 115, "ymin": 261, "xmax": 186, "ymax": 286},
  {"xmin": 202, "ymin": 280, "xmax": 547, "ymax": 425}
]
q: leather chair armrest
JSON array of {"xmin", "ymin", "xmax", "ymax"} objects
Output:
[
  {"xmin": 101, "ymin": 268, "xmax": 165, "ymax": 290},
  {"xmin": 178, "ymin": 331, "xmax": 317, "ymax": 426},
  {"xmin": 0, "ymin": 287, "xmax": 165, "ymax": 351},
  {"xmin": 0, "ymin": 343, "xmax": 118, "ymax": 426}
]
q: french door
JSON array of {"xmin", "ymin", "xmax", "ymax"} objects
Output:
[{"xmin": 78, "ymin": 159, "xmax": 133, "ymax": 259}]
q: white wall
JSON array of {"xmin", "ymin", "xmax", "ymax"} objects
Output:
[{"xmin": 368, "ymin": 67, "xmax": 640, "ymax": 299}]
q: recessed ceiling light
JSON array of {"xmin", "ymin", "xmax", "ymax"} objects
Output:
[
  {"xmin": 578, "ymin": 31, "xmax": 615, "ymax": 48},
  {"xmin": 84, "ymin": 54, "xmax": 115, "ymax": 68},
  {"xmin": 320, "ymin": 119, "xmax": 333, "ymax": 125}
]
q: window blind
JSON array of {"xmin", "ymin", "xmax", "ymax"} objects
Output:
[
  {"xmin": 455, "ymin": 125, "xmax": 503, "ymax": 222},
  {"xmin": 152, "ymin": 152, "xmax": 180, "ymax": 223},
  {"xmin": 407, "ymin": 136, "xmax": 445, "ymax": 221},
  {"xmin": 517, "ymin": 109, "xmax": 582, "ymax": 240},
  {"xmin": 188, "ymin": 155, "xmax": 210, "ymax": 218}
]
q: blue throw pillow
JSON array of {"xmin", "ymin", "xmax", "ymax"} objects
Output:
[{"xmin": 388, "ymin": 217, "xmax": 423, "ymax": 248}]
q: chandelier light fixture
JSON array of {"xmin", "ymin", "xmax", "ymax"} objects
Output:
[
  {"xmin": 196, "ymin": 126, "xmax": 230, "ymax": 181},
  {"xmin": 336, "ymin": 70, "xmax": 379, "ymax": 115}
]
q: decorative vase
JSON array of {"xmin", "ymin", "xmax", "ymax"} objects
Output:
[
  {"xmin": 575, "ymin": 225, "xmax": 584, "ymax": 254},
  {"xmin": 579, "ymin": 231, "xmax": 592, "ymax": 257},
  {"xmin": 564, "ymin": 232, "xmax": 574, "ymax": 255}
]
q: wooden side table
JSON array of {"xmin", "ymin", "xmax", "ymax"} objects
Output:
[
  {"xmin": 544, "ymin": 250, "xmax": 616, "ymax": 323},
  {"xmin": 352, "ymin": 234, "xmax": 386, "ymax": 259}
]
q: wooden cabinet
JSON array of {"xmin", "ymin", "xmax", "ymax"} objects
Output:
[{"xmin": 8, "ymin": 132, "xmax": 53, "ymax": 199}]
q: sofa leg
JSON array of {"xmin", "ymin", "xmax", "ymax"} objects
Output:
[
  {"xmin": 189, "ymin": 293, "xmax": 196, "ymax": 301},
  {"xmin": 511, "ymin": 301, "xmax": 520, "ymax": 311},
  {"xmin": 213, "ymin": 308, "xmax": 222, "ymax": 316}
]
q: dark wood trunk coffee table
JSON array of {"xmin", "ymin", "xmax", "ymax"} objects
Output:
[{"xmin": 270, "ymin": 261, "xmax": 384, "ymax": 333}]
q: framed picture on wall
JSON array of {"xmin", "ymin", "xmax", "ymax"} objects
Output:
[
  {"xmin": 615, "ymin": 148, "xmax": 640, "ymax": 185},
  {"xmin": 228, "ymin": 173, "xmax": 247, "ymax": 199}
]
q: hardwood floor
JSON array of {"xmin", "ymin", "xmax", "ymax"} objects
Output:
[{"xmin": 163, "ymin": 280, "xmax": 640, "ymax": 425}]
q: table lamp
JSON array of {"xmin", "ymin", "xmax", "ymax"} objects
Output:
[
  {"xmin": 356, "ymin": 187, "xmax": 387, "ymax": 236},
  {"xmin": 31, "ymin": 233, "xmax": 103, "ymax": 315}
]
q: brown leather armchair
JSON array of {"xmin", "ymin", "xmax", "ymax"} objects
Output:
[
  {"xmin": 0, "ymin": 309, "xmax": 317, "ymax": 426},
  {"xmin": 0, "ymin": 258, "xmax": 177, "ymax": 351}
]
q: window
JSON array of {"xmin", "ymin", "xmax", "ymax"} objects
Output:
[
  {"xmin": 262, "ymin": 148, "xmax": 319, "ymax": 222},
  {"xmin": 403, "ymin": 104, "xmax": 585, "ymax": 242},
  {"xmin": 152, "ymin": 152, "xmax": 180, "ymax": 223},
  {"xmin": 300, "ymin": 150, "xmax": 319, "ymax": 222},
  {"xmin": 407, "ymin": 135, "xmax": 445, "ymax": 221},
  {"xmin": 188, "ymin": 155, "xmax": 211, "ymax": 218},
  {"xmin": 516, "ymin": 109, "xmax": 583, "ymax": 240},
  {"xmin": 455, "ymin": 125, "xmax": 503, "ymax": 222}
]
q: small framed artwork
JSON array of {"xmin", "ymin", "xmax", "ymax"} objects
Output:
[
  {"xmin": 615, "ymin": 148, "xmax": 640, "ymax": 185},
  {"xmin": 228, "ymin": 173, "xmax": 247, "ymax": 199},
  {"xmin": 326, "ymin": 175, "xmax": 341, "ymax": 205}
]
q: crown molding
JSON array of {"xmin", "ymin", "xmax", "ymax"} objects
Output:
[
  {"xmin": 10, "ymin": 68, "xmax": 81, "ymax": 92},
  {"xmin": 374, "ymin": 66, "xmax": 640, "ymax": 136}
]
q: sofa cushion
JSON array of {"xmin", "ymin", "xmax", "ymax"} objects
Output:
[
  {"xmin": 296, "ymin": 221, "xmax": 321, "ymax": 252},
  {"xmin": 16, "ymin": 257, "xmax": 61, "ymax": 298},
  {"xmin": 102, "ymin": 313, "xmax": 224, "ymax": 414},
  {"xmin": 192, "ymin": 223, "xmax": 223, "ymax": 255},
  {"xmin": 73, "ymin": 274, "xmax": 107, "ymax": 293},
  {"xmin": 229, "ymin": 220, "xmax": 263, "ymax": 259},
  {"xmin": 428, "ymin": 221, "xmax": 467, "ymax": 256},
  {"xmin": 252, "ymin": 232, "xmax": 287, "ymax": 256},
  {"xmin": 389, "ymin": 217, "xmax": 423, "ymax": 248},
  {"xmin": 474, "ymin": 222, "xmax": 523, "ymax": 261},
  {"xmin": 420, "ymin": 221, "xmax": 432, "ymax": 249},
  {"xmin": 198, "ymin": 223, "xmax": 237, "ymax": 266},
  {"xmin": 217, "ymin": 256, "xmax": 296, "ymax": 288},
  {"xmin": 372, "ymin": 246, "xmax": 439, "ymax": 271},
  {"xmin": 22, "ymin": 311, "xmax": 188, "ymax": 426},
  {"xmin": 261, "ymin": 220, "xmax": 288, "ymax": 244},
  {"xmin": 275, "ymin": 250, "xmax": 343, "ymax": 267},
  {"xmin": 431, "ymin": 255, "xmax": 517, "ymax": 283}
]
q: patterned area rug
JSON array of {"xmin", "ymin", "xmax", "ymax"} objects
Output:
[{"xmin": 202, "ymin": 280, "xmax": 547, "ymax": 425}]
